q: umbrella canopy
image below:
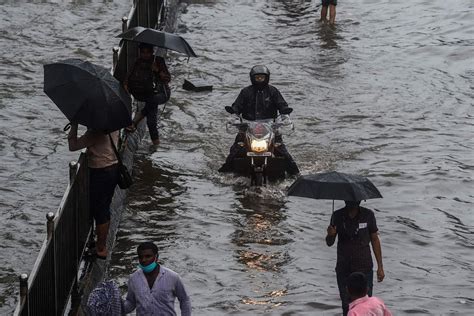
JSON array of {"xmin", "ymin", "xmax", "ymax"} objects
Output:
[
  {"xmin": 287, "ymin": 171, "xmax": 383, "ymax": 201},
  {"xmin": 117, "ymin": 26, "xmax": 197, "ymax": 57},
  {"xmin": 44, "ymin": 58, "xmax": 132, "ymax": 132}
]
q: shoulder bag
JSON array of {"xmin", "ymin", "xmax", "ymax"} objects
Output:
[{"xmin": 108, "ymin": 134, "xmax": 133, "ymax": 189}]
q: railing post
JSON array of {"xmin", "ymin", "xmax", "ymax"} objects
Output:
[
  {"xmin": 46, "ymin": 212, "xmax": 55, "ymax": 239},
  {"xmin": 122, "ymin": 16, "xmax": 128, "ymax": 33},
  {"xmin": 19, "ymin": 273, "xmax": 28, "ymax": 314},
  {"xmin": 147, "ymin": 0, "xmax": 151, "ymax": 27},
  {"xmin": 122, "ymin": 16, "xmax": 129, "ymax": 75},
  {"xmin": 69, "ymin": 161, "xmax": 77, "ymax": 184},
  {"xmin": 113, "ymin": 47, "xmax": 119, "ymax": 71}
]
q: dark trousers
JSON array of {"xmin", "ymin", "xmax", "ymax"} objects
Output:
[
  {"xmin": 89, "ymin": 165, "xmax": 119, "ymax": 225},
  {"xmin": 140, "ymin": 90, "xmax": 170, "ymax": 141},
  {"xmin": 220, "ymin": 133, "xmax": 299, "ymax": 174},
  {"xmin": 336, "ymin": 269, "xmax": 374, "ymax": 316}
]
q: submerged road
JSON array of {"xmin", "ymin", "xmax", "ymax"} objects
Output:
[
  {"xmin": 109, "ymin": 0, "xmax": 473, "ymax": 315},
  {"xmin": 0, "ymin": 0, "xmax": 473, "ymax": 314}
]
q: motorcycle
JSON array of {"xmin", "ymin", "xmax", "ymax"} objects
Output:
[{"xmin": 224, "ymin": 106, "xmax": 294, "ymax": 186}]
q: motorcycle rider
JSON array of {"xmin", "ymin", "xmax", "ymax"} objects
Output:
[{"xmin": 218, "ymin": 65, "xmax": 300, "ymax": 175}]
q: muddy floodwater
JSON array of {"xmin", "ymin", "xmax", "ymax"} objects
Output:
[{"xmin": 1, "ymin": 0, "xmax": 473, "ymax": 314}]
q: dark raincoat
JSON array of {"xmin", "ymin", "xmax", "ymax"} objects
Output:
[
  {"xmin": 220, "ymin": 84, "xmax": 299, "ymax": 175},
  {"xmin": 230, "ymin": 85, "xmax": 290, "ymax": 121}
]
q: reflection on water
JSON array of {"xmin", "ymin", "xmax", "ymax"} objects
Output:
[
  {"xmin": 233, "ymin": 195, "xmax": 290, "ymax": 272},
  {"xmin": 317, "ymin": 22, "xmax": 341, "ymax": 49}
]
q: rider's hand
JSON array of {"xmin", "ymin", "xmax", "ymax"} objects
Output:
[{"xmin": 280, "ymin": 114, "xmax": 290, "ymax": 122}]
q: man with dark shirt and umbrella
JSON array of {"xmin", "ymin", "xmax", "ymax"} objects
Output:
[{"xmin": 326, "ymin": 200, "xmax": 385, "ymax": 316}]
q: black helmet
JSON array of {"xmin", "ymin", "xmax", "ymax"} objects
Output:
[{"xmin": 250, "ymin": 65, "xmax": 270, "ymax": 87}]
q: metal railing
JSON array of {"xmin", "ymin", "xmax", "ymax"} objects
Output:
[
  {"xmin": 14, "ymin": 153, "xmax": 91, "ymax": 316},
  {"xmin": 113, "ymin": 0, "xmax": 166, "ymax": 82},
  {"xmin": 14, "ymin": 1, "xmax": 168, "ymax": 315}
]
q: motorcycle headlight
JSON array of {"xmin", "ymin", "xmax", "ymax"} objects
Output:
[{"xmin": 250, "ymin": 139, "xmax": 269, "ymax": 152}]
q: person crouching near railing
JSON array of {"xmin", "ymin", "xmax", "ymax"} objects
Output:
[{"xmin": 68, "ymin": 123, "xmax": 119, "ymax": 259}]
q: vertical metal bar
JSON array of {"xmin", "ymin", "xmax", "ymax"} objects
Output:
[
  {"xmin": 70, "ymin": 166, "xmax": 81, "ymax": 313},
  {"xmin": 113, "ymin": 47, "xmax": 119, "ymax": 72},
  {"xmin": 122, "ymin": 16, "xmax": 128, "ymax": 33},
  {"xmin": 69, "ymin": 161, "xmax": 77, "ymax": 184},
  {"xmin": 136, "ymin": 0, "xmax": 140, "ymax": 25},
  {"xmin": 68, "ymin": 153, "xmax": 77, "ymax": 314},
  {"xmin": 46, "ymin": 212, "xmax": 55, "ymax": 239},
  {"xmin": 122, "ymin": 16, "xmax": 129, "ymax": 76},
  {"xmin": 147, "ymin": 0, "xmax": 151, "ymax": 27},
  {"xmin": 52, "ymin": 208, "xmax": 58, "ymax": 316},
  {"xmin": 19, "ymin": 274, "xmax": 28, "ymax": 315}
]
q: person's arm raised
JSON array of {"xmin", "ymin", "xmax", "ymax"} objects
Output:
[{"xmin": 67, "ymin": 124, "xmax": 96, "ymax": 151}]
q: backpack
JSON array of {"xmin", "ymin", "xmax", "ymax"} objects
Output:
[{"xmin": 127, "ymin": 59, "xmax": 155, "ymax": 101}]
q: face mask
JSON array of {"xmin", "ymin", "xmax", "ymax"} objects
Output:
[{"xmin": 139, "ymin": 259, "xmax": 157, "ymax": 273}]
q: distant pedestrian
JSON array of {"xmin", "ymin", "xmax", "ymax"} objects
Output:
[
  {"xmin": 124, "ymin": 42, "xmax": 171, "ymax": 146},
  {"xmin": 122, "ymin": 242, "xmax": 192, "ymax": 315},
  {"xmin": 68, "ymin": 123, "xmax": 119, "ymax": 259},
  {"xmin": 347, "ymin": 272, "xmax": 392, "ymax": 316},
  {"xmin": 320, "ymin": 0, "xmax": 337, "ymax": 24},
  {"xmin": 325, "ymin": 201, "xmax": 386, "ymax": 316}
]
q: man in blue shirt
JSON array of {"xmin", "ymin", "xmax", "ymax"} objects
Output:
[
  {"xmin": 122, "ymin": 242, "xmax": 191, "ymax": 315},
  {"xmin": 325, "ymin": 201, "xmax": 385, "ymax": 316}
]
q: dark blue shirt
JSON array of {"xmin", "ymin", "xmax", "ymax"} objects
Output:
[{"xmin": 330, "ymin": 207, "xmax": 378, "ymax": 273}]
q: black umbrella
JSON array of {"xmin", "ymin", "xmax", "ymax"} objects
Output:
[
  {"xmin": 287, "ymin": 171, "xmax": 382, "ymax": 210},
  {"xmin": 44, "ymin": 58, "xmax": 132, "ymax": 132},
  {"xmin": 117, "ymin": 26, "xmax": 197, "ymax": 57}
]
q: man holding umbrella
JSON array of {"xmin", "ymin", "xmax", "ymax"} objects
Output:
[
  {"xmin": 287, "ymin": 171, "xmax": 386, "ymax": 316},
  {"xmin": 117, "ymin": 26, "xmax": 197, "ymax": 146},
  {"xmin": 124, "ymin": 42, "xmax": 171, "ymax": 145},
  {"xmin": 44, "ymin": 58, "xmax": 133, "ymax": 260},
  {"xmin": 326, "ymin": 200, "xmax": 385, "ymax": 316}
]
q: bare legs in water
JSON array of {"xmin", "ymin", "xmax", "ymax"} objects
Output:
[{"xmin": 320, "ymin": 4, "xmax": 336, "ymax": 24}]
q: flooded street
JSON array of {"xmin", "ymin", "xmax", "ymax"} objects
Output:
[
  {"xmin": 1, "ymin": 0, "xmax": 473, "ymax": 314},
  {"xmin": 0, "ymin": 0, "xmax": 132, "ymax": 312}
]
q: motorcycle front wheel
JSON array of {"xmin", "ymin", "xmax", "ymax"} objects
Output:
[{"xmin": 253, "ymin": 173, "xmax": 264, "ymax": 186}]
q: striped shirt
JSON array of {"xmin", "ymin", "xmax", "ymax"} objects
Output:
[{"xmin": 122, "ymin": 266, "xmax": 191, "ymax": 316}]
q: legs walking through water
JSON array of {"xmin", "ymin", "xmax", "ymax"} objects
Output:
[
  {"xmin": 320, "ymin": 4, "xmax": 328, "ymax": 21},
  {"xmin": 329, "ymin": 4, "xmax": 336, "ymax": 24},
  {"xmin": 142, "ymin": 100, "xmax": 160, "ymax": 145},
  {"xmin": 95, "ymin": 221, "xmax": 110, "ymax": 259},
  {"xmin": 89, "ymin": 165, "xmax": 119, "ymax": 259},
  {"xmin": 320, "ymin": 1, "xmax": 337, "ymax": 24},
  {"xmin": 126, "ymin": 88, "xmax": 170, "ymax": 146}
]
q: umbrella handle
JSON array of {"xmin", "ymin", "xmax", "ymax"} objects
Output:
[
  {"xmin": 63, "ymin": 123, "xmax": 71, "ymax": 132},
  {"xmin": 330, "ymin": 200, "xmax": 335, "ymax": 226}
]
